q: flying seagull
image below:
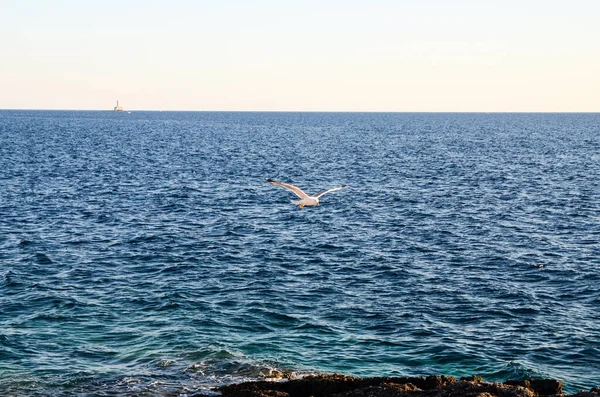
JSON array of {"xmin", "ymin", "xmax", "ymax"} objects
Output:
[{"xmin": 266, "ymin": 178, "xmax": 348, "ymax": 209}]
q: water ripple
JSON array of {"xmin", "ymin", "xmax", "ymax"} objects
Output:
[{"xmin": 1, "ymin": 111, "xmax": 599, "ymax": 395}]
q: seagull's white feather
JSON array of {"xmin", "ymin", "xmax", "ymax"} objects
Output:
[
  {"xmin": 313, "ymin": 185, "xmax": 348, "ymax": 199},
  {"xmin": 266, "ymin": 179, "xmax": 347, "ymax": 208},
  {"xmin": 266, "ymin": 179, "xmax": 309, "ymax": 199}
]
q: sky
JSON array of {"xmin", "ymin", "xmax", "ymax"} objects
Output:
[{"xmin": 1, "ymin": 0, "xmax": 599, "ymax": 111}]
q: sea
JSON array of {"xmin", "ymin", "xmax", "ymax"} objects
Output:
[{"xmin": 0, "ymin": 110, "xmax": 599, "ymax": 396}]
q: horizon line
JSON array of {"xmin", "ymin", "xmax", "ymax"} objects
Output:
[{"xmin": 1, "ymin": 108, "xmax": 599, "ymax": 114}]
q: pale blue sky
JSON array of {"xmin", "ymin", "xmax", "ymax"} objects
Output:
[{"xmin": 1, "ymin": 0, "xmax": 599, "ymax": 111}]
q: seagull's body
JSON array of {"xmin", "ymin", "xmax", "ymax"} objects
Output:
[{"xmin": 266, "ymin": 178, "xmax": 347, "ymax": 209}]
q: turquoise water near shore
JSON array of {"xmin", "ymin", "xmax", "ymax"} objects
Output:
[{"xmin": 1, "ymin": 111, "xmax": 599, "ymax": 396}]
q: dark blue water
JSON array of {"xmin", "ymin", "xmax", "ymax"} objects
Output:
[{"xmin": 1, "ymin": 111, "xmax": 599, "ymax": 396}]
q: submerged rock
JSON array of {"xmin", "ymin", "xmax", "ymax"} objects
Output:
[{"xmin": 215, "ymin": 374, "xmax": 599, "ymax": 397}]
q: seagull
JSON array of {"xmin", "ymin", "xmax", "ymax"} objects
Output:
[{"xmin": 266, "ymin": 178, "xmax": 348, "ymax": 209}]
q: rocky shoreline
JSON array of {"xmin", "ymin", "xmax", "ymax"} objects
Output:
[{"xmin": 211, "ymin": 374, "xmax": 600, "ymax": 397}]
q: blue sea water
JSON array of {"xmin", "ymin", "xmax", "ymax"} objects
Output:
[{"xmin": 0, "ymin": 110, "xmax": 599, "ymax": 396}]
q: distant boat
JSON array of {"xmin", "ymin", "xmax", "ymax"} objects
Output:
[{"xmin": 113, "ymin": 100, "xmax": 124, "ymax": 112}]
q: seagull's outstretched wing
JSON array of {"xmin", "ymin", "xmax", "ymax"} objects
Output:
[
  {"xmin": 266, "ymin": 179, "xmax": 309, "ymax": 199},
  {"xmin": 313, "ymin": 185, "xmax": 348, "ymax": 198}
]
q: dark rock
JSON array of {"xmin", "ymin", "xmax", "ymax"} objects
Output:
[
  {"xmin": 504, "ymin": 379, "xmax": 563, "ymax": 396},
  {"xmin": 216, "ymin": 374, "xmax": 590, "ymax": 397},
  {"xmin": 504, "ymin": 380, "xmax": 531, "ymax": 389},
  {"xmin": 569, "ymin": 388, "xmax": 600, "ymax": 397},
  {"xmin": 383, "ymin": 375, "xmax": 455, "ymax": 390},
  {"xmin": 462, "ymin": 376, "xmax": 484, "ymax": 383},
  {"xmin": 218, "ymin": 374, "xmax": 363, "ymax": 397},
  {"xmin": 332, "ymin": 382, "xmax": 419, "ymax": 397},
  {"xmin": 441, "ymin": 380, "xmax": 534, "ymax": 397},
  {"xmin": 286, "ymin": 374, "xmax": 361, "ymax": 397},
  {"xmin": 529, "ymin": 379, "xmax": 563, "ymax": 396},
  {"xmin": 217, "ymin": 380, "xmax": 288, "ymax": 397}
]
